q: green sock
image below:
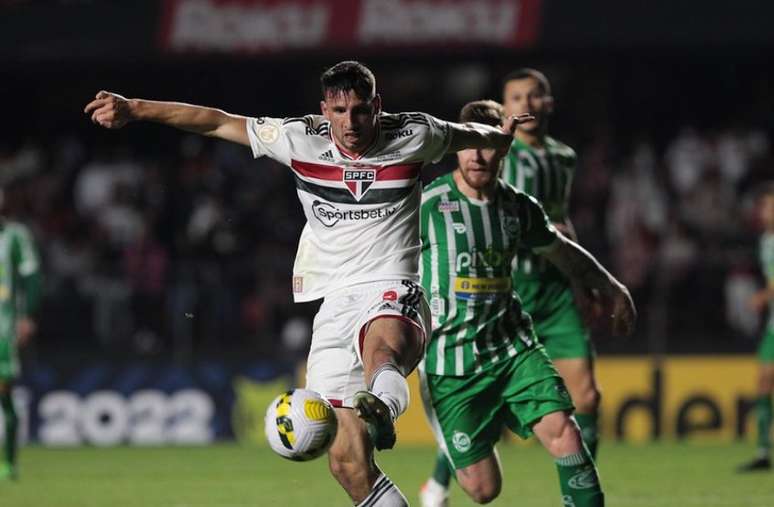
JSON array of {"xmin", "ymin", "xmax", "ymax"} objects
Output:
[
  {"xmin": 575, "ymin": 413, "xmax": 600, "ymax": 460},
  {"xmin": 756, "ymin": 395, "xmax": 772, "ymax": 455},
  {"xmin": 431, "ymin": 451, "xmax": 452, "ymax": 487},
  {"xmin": 555, "ymin": 450, "xmax": 604, "ymax": 507},
  {"xmin": 1, "ymin": 393, "xmax": 17, "ymax": 468}
]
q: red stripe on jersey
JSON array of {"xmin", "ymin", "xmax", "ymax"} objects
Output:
[
  {"xmin": 379, "ymin": 162, "xmax": 422, "ymax": 181},
  {"xmin": 291, "ymin": 160, "xmax": 342, "ymax": 181}
]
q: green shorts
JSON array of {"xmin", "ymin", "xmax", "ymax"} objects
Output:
[
  {"xmin": 759, "ymin": 327, "xmax": 774, "ymax": 363},
  {"xmin": 420, "ymin": 346, "xmax": 574, "ymax": 470},
  {"xmin": 516, "ymin": 278, "xmax": 593, "ymax": 360},
  {"xmin": 0, "ymin": 338, "xmax": 19, "ymax": 381}
]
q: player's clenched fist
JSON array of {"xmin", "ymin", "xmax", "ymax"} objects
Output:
[{"xmin": 83, "ymin": 91, "xmax": 133, "ymax": 129}]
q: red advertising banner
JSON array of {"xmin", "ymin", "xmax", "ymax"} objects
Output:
[{"xmin": 160, "ymin": 0, "xmax": 542, "ymax": 54}]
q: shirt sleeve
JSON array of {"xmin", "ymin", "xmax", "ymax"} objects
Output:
[
  {"xmin": 418, "ymin": 113, "xmax": 453, "ymax": 164},
  {"xmin": 518, "ymin": 193, "xmax": 560, "ymax": 253},
  {"xmin": 245, "ymin": 116, "xmax": 293, "ymax": 166}
]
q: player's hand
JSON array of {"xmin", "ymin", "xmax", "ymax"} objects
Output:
[
  {"xmin": 501, "ymin": 113, "xmax": 535, "ymax": 137},
  {"xmin": 84, "ymin": 91, "xmax": 133, "ymax": 129},
  {"xmin": 16, "ymin": 317, "xmax": 37, "ymax": 349},
  {"xmin": 572, "ymin": 284, "xmax": 604, "ymax": 329},
  {"xmin": 606, "ymin": 283, "xmax": 636, "ymax": 337},
  {"xmin": 748, "ymin": 290, "xmax": 769, "ymax": 313}
]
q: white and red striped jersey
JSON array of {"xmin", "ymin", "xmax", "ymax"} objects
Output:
[{"xmin": 246, "ymin": 112, "xmax": 452, "ymax": 302}]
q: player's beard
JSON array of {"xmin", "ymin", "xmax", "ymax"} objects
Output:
[{"xmin": 462, "ymin": 168, "xmax": 496, "ymax": 191}]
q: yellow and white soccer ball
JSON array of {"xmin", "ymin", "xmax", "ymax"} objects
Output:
[{"xmin": 264, "ymin": 389, "xmax": 338, "ymax": 461}]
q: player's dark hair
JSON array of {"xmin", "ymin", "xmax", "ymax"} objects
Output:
[
  {"xmin": 321, "ymin": 61, "xmax": 376, "ymax": 100},
  {"xmin": 502, "ymin": 68, "xmax": 552, "ymax": 96},
  {"xmin": 459, "ymin": 100, "xmax": 504, "ymax": 127}
]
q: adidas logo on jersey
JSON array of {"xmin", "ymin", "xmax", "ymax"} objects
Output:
[{"xmin": 318, "ymin": 150, "xmax": 334, "ymax": 162}]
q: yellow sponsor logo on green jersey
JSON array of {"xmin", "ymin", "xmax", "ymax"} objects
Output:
[{"xmin": 453, "ymin": 276, "xmax": 511, "ymax": 301}]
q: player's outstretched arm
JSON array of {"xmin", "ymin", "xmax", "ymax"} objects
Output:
[
  {"xmin": 446, "ymin": 113, "xmax": 534, "ymax": 153},
  {"xmin": 84, "ymin": 91, "xmax": 250, "ymax": 146},
  {"xmin": 541, "ymin": 235, "xmax": 637, "ymax": 336}
]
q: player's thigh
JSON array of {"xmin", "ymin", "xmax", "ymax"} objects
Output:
[
  {"xmin": 362, "ymin": 317, "xmax": 423, "ymax": 375},
  {"xmin": 552, "ymin": 357, "xmax": 600, "ymax": 411},
  {"xmin": 419, "ymin": 368, "xmax": 503, "ymax": 472},
  {"xmin": 501, "ymin": 347, "xmax": 574, "ymax": 440},
  {"xmin": 358, "ymin": 281, "xmax": 430, "ymax": 376}
]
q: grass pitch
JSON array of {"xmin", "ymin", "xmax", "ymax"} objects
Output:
[{"xmin": 2, "ymin": 442, "xmax": 773, "ymax": 506}]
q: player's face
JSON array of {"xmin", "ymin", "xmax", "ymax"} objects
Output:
[
  {"xmin": 502, "ymin": 77, "xmax": 552, "ymax": 134},
  {"xmin": 761, "ymin": 194, "xmax": 774, "ymax": 229},
  {"xmin": 321, "ymin": 90, "xmax": 381, "ymax": 155},
  {"xmin": 456, "ymin": 147, "xmax": 501, "ymax": 190}
]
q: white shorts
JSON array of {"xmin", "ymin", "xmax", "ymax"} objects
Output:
[{"xmin": 305, "ymin": 279, "xmax": 430, "ymax": 408}]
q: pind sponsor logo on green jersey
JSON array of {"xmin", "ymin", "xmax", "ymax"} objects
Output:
[
  {"xmin": 452, "ymin": 431, "xmax": 472, "ymax": 453},
  {"xmin": 455, "ymin": 246, "xmax": 508, "ymax": 272},
  {"xmin": 568, "ymin": 468, "xmax": 598, "ymax": 489}
]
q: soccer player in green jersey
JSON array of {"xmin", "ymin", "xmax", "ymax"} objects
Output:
[
  {"xmin": 738, "ymin": 183, "xmax": 774, "ymax": 472},
  {"xmin": 0, "ymin": 188, "xmax": 42, "ymax": 480},
  {"xmin": 418, "ymin": 101, "xmax": 635, "ymax": 507},
  {"xmin": 501, "ymin": 68, "xmax": 604, "ymax": 459}
]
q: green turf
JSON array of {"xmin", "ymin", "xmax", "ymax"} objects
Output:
[{"xmin": 1, "ymin": 443, "xmax": 773, "ymax": 506}]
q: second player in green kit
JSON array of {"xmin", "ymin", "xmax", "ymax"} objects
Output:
[
  {"xmin": 418, "ymin": 100, "xmax": 636, "ymax": 507},
  {"xmin": 501, "ymin": 69, "xmax": 602, "ymax": 459}
]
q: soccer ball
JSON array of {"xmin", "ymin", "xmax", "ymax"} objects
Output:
[{"xmin": 264, "ymin": 389, "xmax": 338, "ymax": 461}]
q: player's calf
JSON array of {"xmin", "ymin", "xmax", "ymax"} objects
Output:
[
  {"xmin": 534, "ymin": 411, "xmax": 604, "ymax": 507},
  {"xmin": 328, "ymin": 408, "xmax": 381, "ymax": 500}
]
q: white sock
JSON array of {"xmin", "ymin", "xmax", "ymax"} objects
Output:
[
  {"xmin": 356, "ymin": 474, "xmax": 408, "ymax": 507},
  {"xmin": 424, "ymin": 478, "xmax": 448, "ymax": 495},
  {"xmin": 370, "ymin": 364, "xmax": 409, "ymax": 421}
]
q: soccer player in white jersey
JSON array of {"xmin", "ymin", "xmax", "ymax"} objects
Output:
[{"xmin": 84, "ymin": 61, "xmax": 533, "ymax": 506}]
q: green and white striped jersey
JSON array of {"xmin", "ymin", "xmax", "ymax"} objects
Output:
[
  {"xmin": 761, "ymin": 232, "xmax": 774, "ymax": 330},
  {"xmin": 502, "ymin": 136, "xmax": 576, "ymax": 282},
  {"xmin": 0, "ymin": 221, "xmax": 41, "ymax": 341},
  {"xmin": 502, "ymin": 136, "xmax": 576, "ymax": 224},
  {"xmin": 419, "ymin": 172, "xmax": 559, "ymax": 376}
]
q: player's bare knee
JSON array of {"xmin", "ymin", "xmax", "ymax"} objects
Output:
[{"xmin": 460, "ymin": 477, "xmax": 501, "ymax": 504}]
